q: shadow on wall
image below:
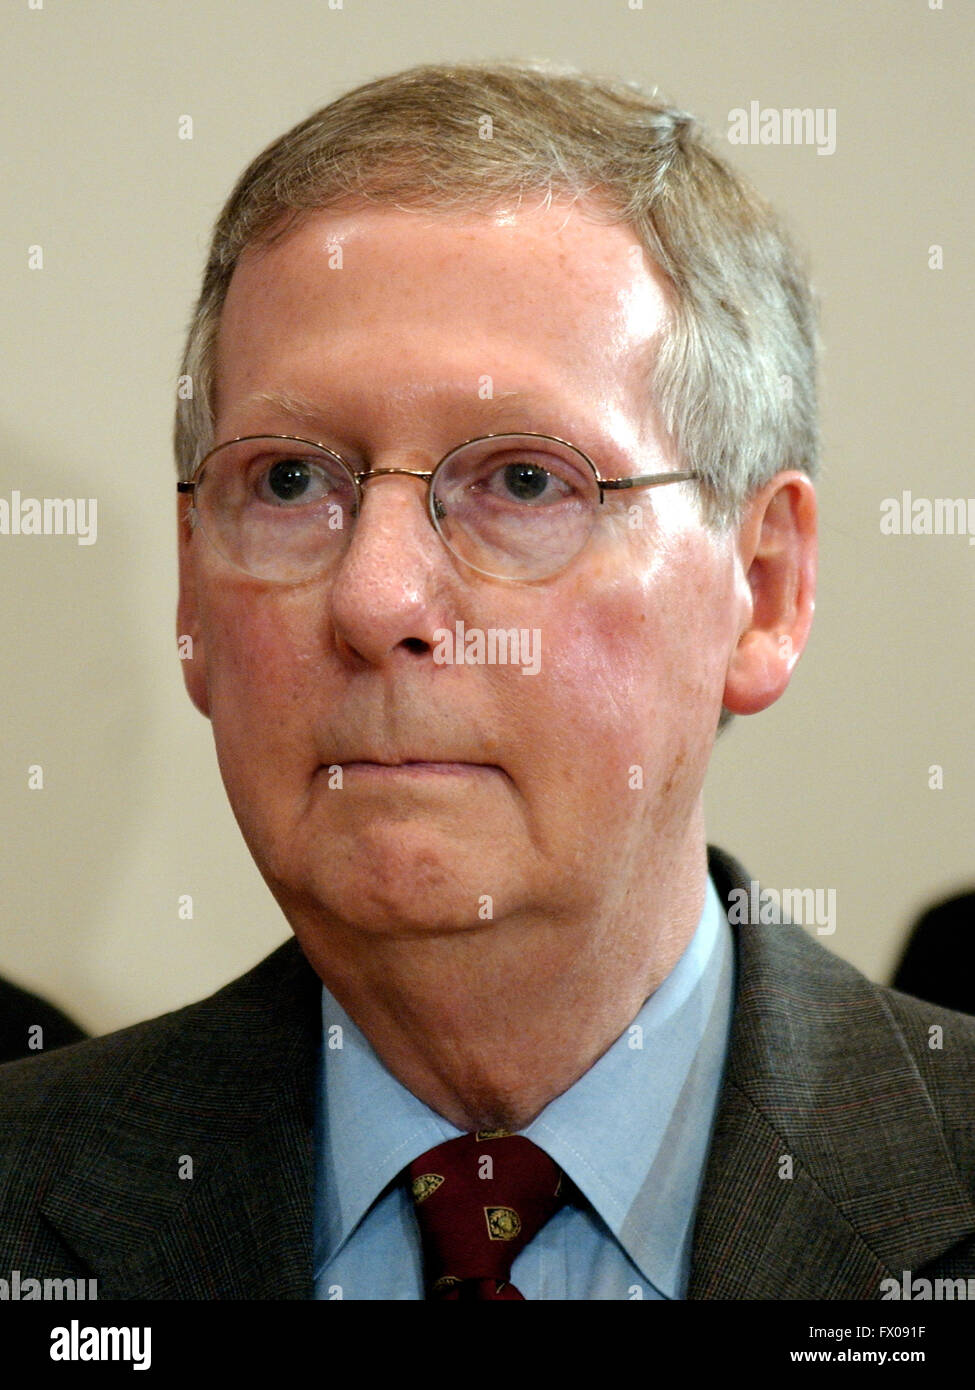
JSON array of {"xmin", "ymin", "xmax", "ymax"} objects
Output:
[
  {"xmin": 0, "ymin": 975, "xmax": 87, "ymax": 1064},
  {"xmin": 0, "ymin": 427, "xmax": 153, "ymax": 1034},
  {"xmin": 892, "ymin": 890, "xmax": 975, "ymax": 1016}
]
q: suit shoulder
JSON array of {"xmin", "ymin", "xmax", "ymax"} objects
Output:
[
  {"xmin": 0, "ymin": 937, "xmax": 314, "ymax": 1170},
  {"xmin": 0, "ymin": 938, "xmax": 318, "ymax": 1289},
  {"xmin": 725, "ymin": 896, "xmax": 975, "ymax": 1141},
  {"xmin": 870, "ymin": 986, "xmax": 975, "ymax": 1209},
  {"xmin": 876, "ymin": 984, "xmax": 975, "ymax": 1102}
]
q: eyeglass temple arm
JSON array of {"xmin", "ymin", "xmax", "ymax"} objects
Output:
[
  {"xmin": 599, "ymin": 470, "xmax": 699, "ymax": 491},
  {"xmin": 598, "ymin": 470, "xmax": 699, "ymax": 498}
]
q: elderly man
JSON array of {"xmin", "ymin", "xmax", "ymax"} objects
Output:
[{"xmin": 1, "ymin": 61, "xmax": 973, "ymax": 1303}]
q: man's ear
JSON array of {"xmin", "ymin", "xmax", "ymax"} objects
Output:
[
  {"xmin": 176, "ymin": 492, "xmax": 211, "ymax": 719},
  {"xmin": 722, "ymin": 470, "xmax": 817, "ymax": 716}
]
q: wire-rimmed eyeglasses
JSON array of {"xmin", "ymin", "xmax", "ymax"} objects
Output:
[{"xmin": 177, "ymin": 432, "xmax": 701, "ymax": 583}]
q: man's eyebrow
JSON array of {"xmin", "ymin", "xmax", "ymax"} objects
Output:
[{"xmin": 240, "ymin": 389, "xmax": 340, "ymax": 433}]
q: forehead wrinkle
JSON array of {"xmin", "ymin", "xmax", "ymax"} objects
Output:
[{"xmin": 244, "ymin": 384, "xmax": 524, "ymax": 429}]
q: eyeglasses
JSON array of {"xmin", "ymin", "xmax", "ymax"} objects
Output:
[{"xmin": 177, "ymin": 432, "xmax": 701, "ymax": 583}]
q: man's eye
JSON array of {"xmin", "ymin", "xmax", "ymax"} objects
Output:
[
  {"xmin": 486, "ymin": 460, "xmax": 576, "ymax": 506},
  {"xmin": 256, "ymin": 458, "xmax": 330, "ymax": 505}
]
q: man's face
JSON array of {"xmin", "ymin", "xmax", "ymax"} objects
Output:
[{"xmin": 179, "ymin": 201, "xmax": 747, "ymax": 942}]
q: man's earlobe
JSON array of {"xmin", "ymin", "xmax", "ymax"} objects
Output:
[
  {"xmin": 176, "ymin": 494, "xmax": 211, "ymax": 719},
  {"xmin": 722, "ymin": 472, "xmax": 817, "ymax": 716}
]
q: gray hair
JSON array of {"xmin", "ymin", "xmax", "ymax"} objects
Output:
[{"xmin": 174, "ymin": 59, "xmax": 820, "ymax": 531}]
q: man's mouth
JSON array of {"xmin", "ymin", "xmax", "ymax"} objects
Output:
[{"xmin": 338, "ymin": 760, "xmax": 498, "ymax": 774}]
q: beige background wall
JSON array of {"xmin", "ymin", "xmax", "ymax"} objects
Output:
[{"xmin": 2, "ymin": 0, "xmax": 971, "ymax": 1035}]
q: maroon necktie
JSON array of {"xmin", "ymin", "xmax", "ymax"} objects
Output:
[{"xmin": 408, "ymin": 1131, "xmax": 565, "ymax": 1300}]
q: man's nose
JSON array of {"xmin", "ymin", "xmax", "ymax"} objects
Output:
[{"xmin": 326, "ymin": 471, "xmax": 453, "ymax": 665}]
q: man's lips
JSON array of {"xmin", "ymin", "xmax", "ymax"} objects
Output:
[{"xmin": 334, "ymin": 760, "xmax": 501, "ymax": 775}]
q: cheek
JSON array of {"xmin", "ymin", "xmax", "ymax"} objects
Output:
[
  {"xmin": 533, "ymin": 539, "xmax": 732, "ymax": 782},
  {"xmin": 201, "ymin": 584, "xmax": 325, "ymax": 761}
]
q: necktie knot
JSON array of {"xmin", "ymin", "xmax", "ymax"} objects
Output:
[{"xmin": 408, "ymin": 1131, "xmax": 565, "ymax": 1300}]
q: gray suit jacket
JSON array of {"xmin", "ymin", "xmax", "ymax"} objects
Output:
[{"xmin": 2, "ymin": 848, "xmax": 974, "ymax": 1299}]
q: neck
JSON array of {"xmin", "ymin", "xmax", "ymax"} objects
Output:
[{"xmin": 291, "ymin": 832, "xmax": 709, "ymax": 1132}]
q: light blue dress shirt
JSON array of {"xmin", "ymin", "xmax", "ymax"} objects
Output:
[{"xmin": 314, "ymin": 874, "xmax": 734, "ymax": 1300}]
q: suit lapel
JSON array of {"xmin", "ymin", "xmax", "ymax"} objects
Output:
[
  {"xmin": 690, "ymin": 850, "xmax": 975, "ymax": 1298},
  {"xmin": 40, "ymin": 938, "xmax": 321, "ymax": 1298}
]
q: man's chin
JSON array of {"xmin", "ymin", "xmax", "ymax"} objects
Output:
[
  {"xmin": 282, "ymin": 879, "xmax": 507, "ymax": 941},
  {"xmin": 265, "ymin": 834, "xmax": 523, "ymax": 940}
]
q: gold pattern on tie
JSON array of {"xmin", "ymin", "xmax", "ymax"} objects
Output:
[
  {"xmin": 484, "ymin": 1207, "xmax": 522, "ymax": 1241},
  {"xmin": 411, "ymin": 1173, "xmax": 444, "ymax": 1204},
  {"xmin": 407, "ymin": 1132, "xmax": 567, "ymax": 1300}
]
